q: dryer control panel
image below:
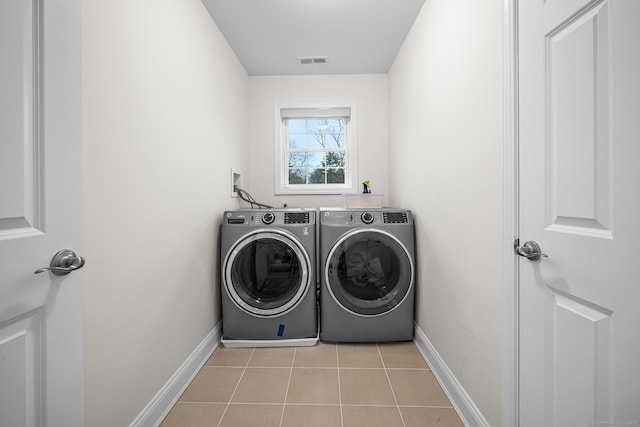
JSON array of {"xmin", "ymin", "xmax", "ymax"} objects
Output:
[{"xmin": 321, "ymin": 209, "xmax": 412, "ymax": 226}]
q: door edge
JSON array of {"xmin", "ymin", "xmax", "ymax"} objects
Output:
[{"xmin": 502, "ymin": 0, "xmax": 520, "ymax": 426}]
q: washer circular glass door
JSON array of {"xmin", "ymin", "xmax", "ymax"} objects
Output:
[
  {"xmin": 224, "ymin": 230, "xmax": 311, "ymax": 317},
  {"xmin": 325, "ymin": 228, "xmax": 413, "ymax": 316}
]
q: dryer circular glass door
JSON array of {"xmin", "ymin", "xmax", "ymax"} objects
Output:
[
  {"xmin": 325, "ymin": 228, "xmax": 414, "ymax": 316},
  {"xmin": 224, "ymin": 230, "xmax": 311, "ymax": 317}
]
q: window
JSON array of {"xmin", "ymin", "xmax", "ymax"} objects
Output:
[{"xmin": 274, "ymin": 102, "xmax": 358, "ymax": 195}]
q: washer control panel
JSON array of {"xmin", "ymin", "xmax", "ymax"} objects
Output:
[{"xmin": 223, "ymin": 209, "xmax": 315, "ymax": 226}]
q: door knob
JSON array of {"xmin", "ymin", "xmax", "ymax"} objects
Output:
[
  {"xmin": 515, "ymin": 240, "xmax": 548, "ymax": 261},
  {"xmin": 34, "ymin": 249, "xmax": 85, "ymax": 275}
]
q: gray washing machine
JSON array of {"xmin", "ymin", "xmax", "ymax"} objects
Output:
[
  {"xmin": 220, "ymin": 209, "xmax": 318, "ymax": 347},
  {"xmin": 319, "ymin": 208, "xmax": 415, "ymax": 342}
]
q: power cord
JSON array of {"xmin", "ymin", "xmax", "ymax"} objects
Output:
[{"xmin": 236, "ymin": 187, "xmax": 273, "ymax": 209}]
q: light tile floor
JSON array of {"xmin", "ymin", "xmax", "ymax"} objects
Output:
[{"xmin": 160, "ymin": 341, "xmax": 464, "ymax": 427}]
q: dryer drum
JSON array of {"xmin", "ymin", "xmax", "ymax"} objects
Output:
[{"xmin": 326, "ymin": 231, "xmax": 413, "ymax": 316}]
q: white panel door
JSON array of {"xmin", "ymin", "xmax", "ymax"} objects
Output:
[
  {"xmin": 0, "ymin": 0, "xmax": 83, "ymax": 425},
  {"xmin": 518, "ymin": 0, "xmax": 640, "ymax": 426}
]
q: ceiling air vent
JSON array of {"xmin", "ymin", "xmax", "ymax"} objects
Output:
[{"xmin": 298, "ymin": 56, "xmax": 327, "ymax": 65}]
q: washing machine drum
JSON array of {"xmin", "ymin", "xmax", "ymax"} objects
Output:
[
  {"xmin": 326, "ymin": 229, "xmax": 413, "ymax": 316},
  {"xmin": 225, "ymin": 231, "xmax": 311, "ymax": 317}
]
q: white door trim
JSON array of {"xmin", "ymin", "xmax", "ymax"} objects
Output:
[{"xmin": 502, "ymin": 0, "xmax": 519, "ymax": 426}]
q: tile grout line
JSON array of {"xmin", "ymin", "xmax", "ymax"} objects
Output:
[
  {"xmin": 176, "ymin": 401, "xmax": 451, "ymax": 407},
  {"xmin": 215, "ymin": 402, "xmax": 283, "ymax": 406},
  {"xmin": 278, "ymin": 347, "xmax": 296, "ymax": 427},
  {"xmin": 242, "ymin": 365, "xmax": 427, "ymax": 371},
  {"xmin": 215, "ymin": 348, "xmax": 255, "ymax": 427},
  {"xmin": 336, "ymin": 344, "xmax": 344, "ymax": 427},
  {"xmin": 377, "ymin": 343, "xmax": 407, "ymax": 427}
]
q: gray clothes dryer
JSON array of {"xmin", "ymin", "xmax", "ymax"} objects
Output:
[
  {"xmin": 220, "ymin": 209, "xmax": 318, "ymax": 347},
  {"xmin": 319, "ymin": 208, "xmax": 415, "ymax": 342}
]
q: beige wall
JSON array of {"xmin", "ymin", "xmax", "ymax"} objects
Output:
[
  {"xmin": 82, "ymin": 0, "xmax": 248, "ymax": 425},
  {"xmin": 248, "ymin": 75, "xmax": 389, "ymax": 207},
  {"xmin": 389, "ymin": 0, "xmax": 503, "ymax": 425}
]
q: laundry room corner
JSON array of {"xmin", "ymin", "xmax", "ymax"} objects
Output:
[{"xmin": 81, "ymin": 0, "xmax": 250, "ymax": 426}]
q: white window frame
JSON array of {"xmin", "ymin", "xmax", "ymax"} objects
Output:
[{"xmin": 274, "ymin": 101, "xmax": 358, "ymax": 195}]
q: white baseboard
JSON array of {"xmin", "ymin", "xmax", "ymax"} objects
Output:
[
  {"xmin": 413, "ymin": 323, "xmax": 490, "ymax": 427},
  {"xmin": 129, "ymin": 322, "xmax": 222, "ymax": 427}
]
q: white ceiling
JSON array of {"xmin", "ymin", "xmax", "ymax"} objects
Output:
[{"xmin": 201, "ymin": 0, "xmax": 426, "ymax": 76}]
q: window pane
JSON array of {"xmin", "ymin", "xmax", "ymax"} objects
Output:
[
  {"xmin": 307, "ymin": 118, "xmax": 343, "ymax": 133},
  {"xmin": 326, "ymin": 133, "xmax": 343, "ymax": 148},
  {"xmin": 288, "ymin": 152, "xmax": 307, "ymax": 168},
  {"xmin": 289, "ymin": 168, "xmax": 306, "ymax": 184},
  {"xmin": 325, "ymin": 151, "xmax": 345, "ymax": 167},
  {"xmin": 289, "ymin": 133, "xmax": 306, "ymax": 148},
  {"xmin": 307, "ymin": 119, "xmax": 326, "ymax": 133},
  {"xmin": 308, "ymin": 133, "xmax": 326, "ymax": 148},
  {"xmin": 308, "ymin": 168, "xmax": 326, "ymax": 184},
  {"xmin": 327, "ymin": 168, "xmax": 345, "ymax": 184},
  {"xmin": 324, "ymin": 119, "xmax": 343, "ymax": 130},
  {"xmin": 307, "ymin": 152, "xmax": 325, "ymax": 168},
  {"xmin": 288, "ymin": 119, "xmax": 307, "ymax": 133}
]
